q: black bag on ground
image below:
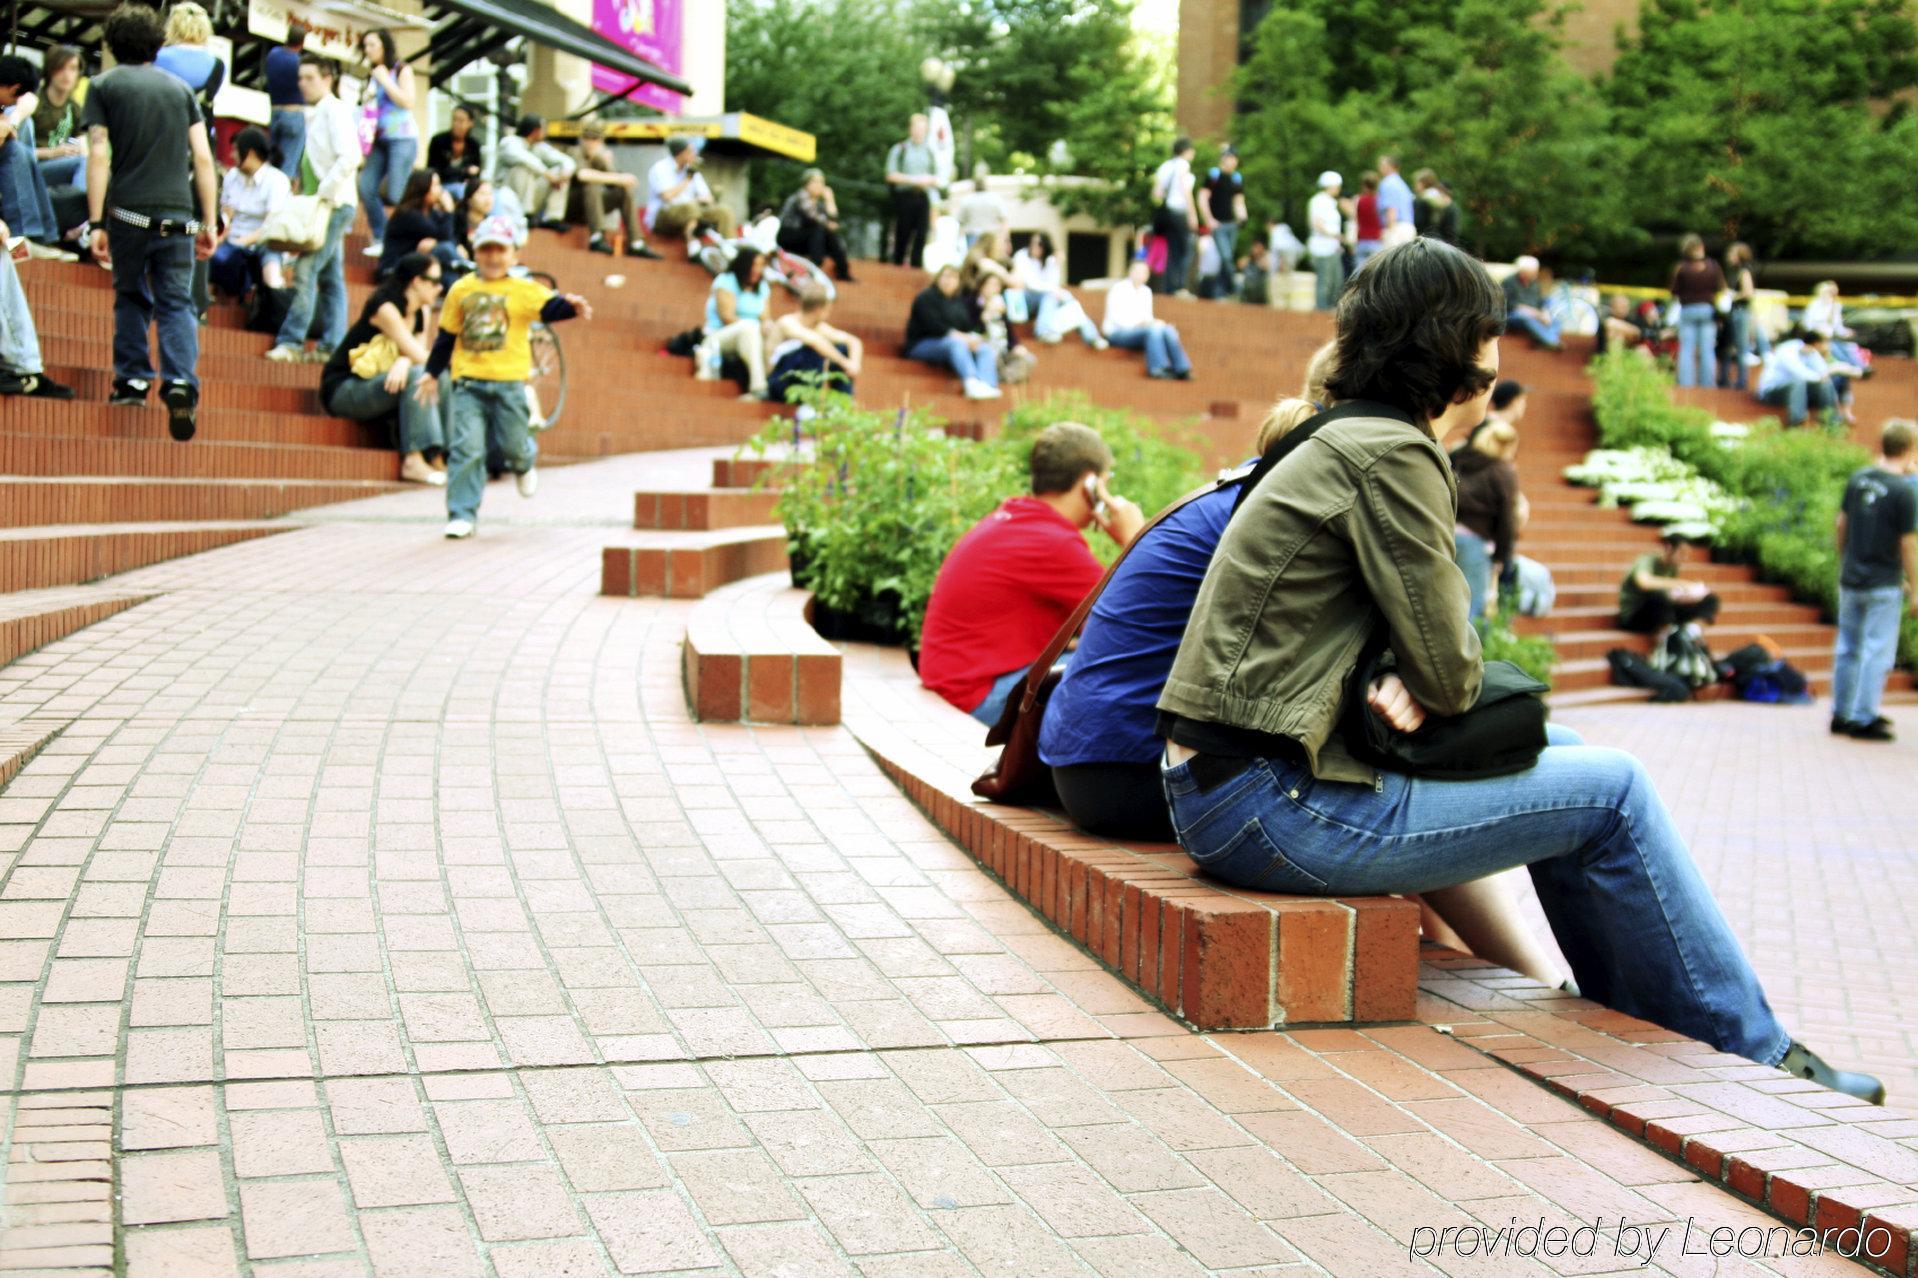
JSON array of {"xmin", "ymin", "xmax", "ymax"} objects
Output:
[
  {"xmin": 663, "ymin": 327, "xmax": 704, "ymax": 357},
  {"xmin": 1648, "ymin": 627, "xmax": 1717, "ymax": 688},
  {"xmin": 1607, "ymin": 648, "xmax": 1691, "ymax": 702},
  {"xmin": 245, "ymin": 286, "xmax": 292, "ymax": 336}
]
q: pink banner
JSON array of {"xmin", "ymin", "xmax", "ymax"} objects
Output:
[{"xmin": 590, "ymin": 0, "xmax": 684, "ymax": 112}]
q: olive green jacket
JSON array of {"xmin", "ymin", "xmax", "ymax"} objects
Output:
[{"xmin": 1157, "ymin": 408, "xmax": 1483, "ymax": 784}]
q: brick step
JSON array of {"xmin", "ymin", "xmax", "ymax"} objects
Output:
[
  {"xmin": 0, "ymin": 521, "xmax": 286, "ymax": 593},
  {"xmin": 682, "ymin": 572, "xmax": 839, "ymax": 725},
  {"xmin": 600, "ymin": 525, "xmax": 788, "ymax": 599},
  {"xmin": 838, "ymin": 644, "xmax": 1419, "ymax": 1029},
  {"xmin": 711, "ymin": 457, "xmax": 795, "ymax": 489},
  {"xmin": 1539, "ymin": 622, "xmax": 1831, "ymax": 662},
  {"xmin": 1533, "ymin": 560, "xmax": 1757, "ymax": 584},
  {"xmin": 1517, "ymin": 600, "xmax": 1823, "ymax": 635},
  {"xmin": 634, "ymin": 487, "xmax": 781, "ymax": 530},
  {"xmin": 0, "ymin": 475, "xmax": 404, "ymax": 529},
  {"xmin": 0, "ymin": 584, "xmax": 152, "ymax": 669},
  {"xmin": 1549, "ymin": 581, "xmax": 1796, "ymax": 609},
  {"xmin": 0, "ymin": 431, "xmax": 401, "ymax": 484}
]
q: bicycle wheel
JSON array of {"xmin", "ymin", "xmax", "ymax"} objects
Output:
[
  {"xmin": 1545, "ymin": 291, "xmax": 1600, "ymax": 337},
  {"xmin": 527, "ymin": 323, "xmax": 567, "ymax": 432}
]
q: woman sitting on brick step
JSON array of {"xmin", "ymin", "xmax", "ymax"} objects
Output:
[
  {"xmin": 1156, "ymin": 237, "xmax": 1883, "ymax": 1103},
  {"xmin": 905, "ymin": 264, "xmax": 1000, "ymax": 401},
  {"xmin": 1041, "ymin": 343, "xmax": 1570, "ymax": 989},
  {"xmin": 319, "ymin": 253, "xmax": 447, "ymax": 487}
]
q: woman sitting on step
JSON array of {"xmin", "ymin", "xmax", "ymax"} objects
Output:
[
  {"xmin": 318, "ymin": 253, "xmax": 448, "ymax": 487},
  {"xmin": 1039, "ymin": 342, "xmax": 1571, "ymax": 991},
  {"xmin": 1154, "ymin": 236, "xmax": 1883, "ymax": 1103}
]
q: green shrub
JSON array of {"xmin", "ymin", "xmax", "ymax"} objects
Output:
[
  {"xmin": 1585, "ymin": 350, "xmax": 1918, "ymax": 664},
  {"xmin": 1479, "ymin": 614, "xmax": 1557, "ymax": 686},
  {"xmin": 740, "ymin": 390, "xmax": 1208, "ymax": 646}
]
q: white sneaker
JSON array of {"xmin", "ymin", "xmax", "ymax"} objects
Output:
[
  {"xmin": 516, "ymin": 467, "xmax": 539, "ymax": 498},
  {"xmin": 444, "ymin": 519, "xmax": 474, "ymax": 539},
  {"xmin": 963, "ymin": 378, "xmax": 1002, "ymax": 401},
  {"xmin": 1091, "ymin": 338, "xmax": 1111, "ymax": 351},
  {"xmin": 25, "ymin": 240, "xmax": 77, "ymax": 262},
  {"xmin": 265, "ymin": 345, "xmax": 303, "ymax": 362},
  {"xmin": 362, "ymin": 243, "xmax": 383, "ymax": 258}
]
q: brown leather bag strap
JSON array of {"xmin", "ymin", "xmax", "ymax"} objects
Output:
[{"xmin": 1014, "ymin": 469, "xmax": 1247, "ymax": 716}]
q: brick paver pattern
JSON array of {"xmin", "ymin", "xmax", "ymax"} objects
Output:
[{"xmin": 0, "ymin": 451, "xmax": 1906, "ymax": 1275}]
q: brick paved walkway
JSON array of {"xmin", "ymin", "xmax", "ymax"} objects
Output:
[{"xmin": 0, "ymin": 450, "xmax": 1904, "ymax": 1275}]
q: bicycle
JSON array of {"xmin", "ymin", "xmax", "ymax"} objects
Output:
[{"xmin": 524, "ymin": 269, "xmax": 568, "ymax": 432}]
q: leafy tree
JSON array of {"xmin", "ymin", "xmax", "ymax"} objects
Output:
[
  {"xmin": 724, "ymin": 0, "xmax": 925, "ymax": 223},
  {"xmin": 1605, "ymin": 0, "xmax": 1918, "ymax": 259}
]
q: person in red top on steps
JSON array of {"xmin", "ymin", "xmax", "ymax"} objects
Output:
[
  {"xmin": 1352, "ymin": 171, "xmax": 1383, "ymax": 270},
  {"xmin": 919, "ymin": 422, "xmax": 1147, "ymax": 725}
]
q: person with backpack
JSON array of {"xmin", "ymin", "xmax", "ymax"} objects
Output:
[
  {"xmin": 1830, "ymin": 419, "xmax": 1918, "ymax": 741},
  {"xmin": 1156, "ymin": 237, "xmax": 1882, "ymax": 1102}
]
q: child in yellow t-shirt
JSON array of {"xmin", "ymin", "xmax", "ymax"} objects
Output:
[{"xmin": 420, "ymin": 216, "xmax": 591, "ymax": 538}]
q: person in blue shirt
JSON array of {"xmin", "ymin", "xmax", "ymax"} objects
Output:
[
  {"xmin": 698, "ymin": 249, "xmax": 773, "ymax": 400},
  {"xmin": 1038, "ymin": 343, "xmax": 1574, "ymax": 990},
  {"xmin": 1375, "ymin": 154, "xmax": 1417, "ymax": 242},
  {"xmin": 264, "ymin": 22, "xmax": 307, "ymax": 179}
]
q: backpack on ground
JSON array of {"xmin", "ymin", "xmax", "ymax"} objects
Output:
[
  {"xmin": 1607, "ymin": 648, "xmax": 1692, "ymax": 702},
  {"xmin": 1718, "ymin": 642, "xmax": 1811, "ymax": 703},
  {"xmin": 1648, "ymin": 627, "xmax": 1717, "ymax": 689}
]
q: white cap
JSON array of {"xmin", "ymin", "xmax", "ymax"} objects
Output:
[
  {"xmin": 1515, "ymin": 254, "xmax": 1540, "ymax": 273},
  {"xmin": 1317, "ymin": 170, "xmax": 1342, "ymax": 189}
]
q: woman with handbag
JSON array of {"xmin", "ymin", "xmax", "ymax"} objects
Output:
[
  {"xmin": 356, "ymin": 29, "xmax": 420, "ymax": 259},
  {"xmin": 1155, "ymin": 237, "xmax": 1881, "ymax": 1101},
  {"xmin": 318, "ymin": 253, "xmax": 446, "ymax": 486}
]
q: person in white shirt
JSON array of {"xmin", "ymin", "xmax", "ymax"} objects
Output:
[
  {"xmin": 211, "ymin": 126, "xmax": 290, "ymax": 297},
  {"xmin": 1150, "ymin": 137, "xmax": 1198, "ymax": 297},
  {"xmin": 1101, "ymin": 257, "xmax": 1191, "ymax": 380},
  {"xmin": 1756, "ymin": 330, "xmax": 1851, "ymax": 427},
  {"xmin": 646, "ymin": 137, "xmax": 736, "ymax": 244},
  {"xmin": 956, "ymin": 161, "xmax": 1006, "ymax": 249},
  {"xmin": 496, "ymin": 114, "xmax": 574, "ymax": 231},
  {"xmin": 1801, "ymin": 280, "xmax": 1868, "ymax": 417},
  {"xmin": 1307, "ymin": 170, "xmax": 1345, "ymax": 311},
  {"xmin": 1010, "ymin": 232, "xmax": 1105, "ymax": 349},
  {"xmin": 267, "ymin": 53, "xmax": 358, "ymax": 363}
]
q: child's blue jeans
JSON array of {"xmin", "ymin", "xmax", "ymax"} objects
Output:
[{"xmin": 447, "ymin": 378, "xmax": 535, "ymax": 523}]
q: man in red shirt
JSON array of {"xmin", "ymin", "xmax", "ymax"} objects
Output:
[{"xmin": 919, "ymin": 422, "xmax": 1146, "ymax": 723}]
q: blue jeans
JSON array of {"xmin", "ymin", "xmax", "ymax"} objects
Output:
[
  {"xmin": 1676, "ymin": 302, "xmax": 1716, "ymax": 387},
  {"xmin": 1160, "ymin": 742, "xmax": 1791, "ymax": 1066},
  {"xmin": 0, "ymin": 119, "xmax": 58, "ymax": 240},
  {"xmin": 209, "ymin": 240, "xmax": 280, "ymax": 298},
  {"xmin": 359, "ymin": 135, "xmax": 419, "ymax": 243},
  {"xmin": 1758, "ymin": 377, "xmax": 1835, "ymax": 427},
  {"xmin": 1353, "ymin": 240, "xmax": 1381, "ymax": 271},
  {"xmin": 1311, "ymin": 252, "xmax": 1344, "ymax": 310},
  {"xmin": 970, "ymin": 652, "xmax": 1073, "ymax": 726},
  {"xmin": 1722, "ymin": 307, "xmax": 1767, "ymax": 390},
  {"xmin": 40, "ymin": 152, "xmax": 85, "ymax": 191},
  {"xmin": 1832, "ymin": 584, "xmax": 1904, "ymax": 725},
  {"xmin": 1508, "ymin": 310, "xmax": 1562, "ymax": 349},
  {"xmin": 1032, "ymin": 292, "xmax": 1101, "ymax": 345},
  {"xmin": 1209, "ymin": 222, "xmax": 1239, "ymax": 295},
  {"xmin": 1106, "ymin": 323, "xmax": 1191, "ymax": 376},
  {"xmin": 270, "ymin": 109, "xmax": 306, "ymax": 180},
  {"xmin": 1454, "ymin": 528, "xmax": 1493, "ymax": 622},
  {"xmin": 0, "ymin": 253, "xmax": 44, "ymax": 374},
  {"xmin": 446, "ymin": 378, "xmax": 535, "ymax": 524},
  {"xmin": 105, "ymin": 219, "xmax": 198, "ymax": 388},
  {"xmin": 325, "ymin": 366, "xmax": 448, "ymax": 457},
  {"xmin": 907, "ymin": 334, "xmax": 998, "ymax": 387},
  {"xmin": 276, "ymin": 202, "xmax": 355, "ymax": 352}
]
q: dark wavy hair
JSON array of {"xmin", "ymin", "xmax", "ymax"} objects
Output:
[
  {"xmin": 103, "ymin": 4, "xmax": 165, "ymax": 65},
  {"xmin": 1324, "ymin": 238, "xmax": 1505, "ymax": 422}
]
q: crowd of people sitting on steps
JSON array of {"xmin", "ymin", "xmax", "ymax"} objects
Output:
[{"xmin": 913, "ymin": 236, "xmax": 1888, "ymax": 1107}]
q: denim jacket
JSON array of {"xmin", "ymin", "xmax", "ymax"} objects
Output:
[{"xmin": 1158, "ymin": 407, "xmax": 1482, "ymax": 784}]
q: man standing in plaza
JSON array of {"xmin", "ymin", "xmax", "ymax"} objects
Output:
[
  {"xmin": 84, "ymin": 1, "xmax": 218, "ymax": 442},
  {"xmin": 1199, "ymin": 145, "xmax": 1247, "ymax": 299},
  {"xmin": 1376, "ymin": 153, "xmax": 1416, "ymax": 245},
  {"xmin": 1306, "ymin": 170, "xmax": 1344, "ymax": 310},
  {"xmin": 1830, "ymin": 419, "xmax": 1918, "ymax": 741},
  {"xmin": 884, "ymin": 113, "xmax": 938, "ymax": 268}
]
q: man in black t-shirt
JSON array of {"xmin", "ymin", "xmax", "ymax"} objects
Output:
[
  {"xmin": 1831, "ymin": 419, "xmax": 1918, "ymax": 740},
  {"xmin": 82, "ymin": 2, "xmax": 219, "ymax": 442},
  {"xmin": 1199, "ymin": 147, "xmax": 1247, "ymax": 299}
]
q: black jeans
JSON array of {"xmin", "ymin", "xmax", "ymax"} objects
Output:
[
  {"xmin": 889, "ymin": 189, "xmax": 929, "ymax": 267},
  {"xmin": 778, "ymin": 222, "xmax": 852, "ymax": 280},
  {"xmin": 1618, "ymin": 591, "xmax": 1721, "ymax": 634},
  {"xmin": 1051, "ymin": 762, "xmax": 1175, "ymax": 842}
]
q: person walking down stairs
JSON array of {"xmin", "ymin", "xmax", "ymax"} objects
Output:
[{"xmin": 83, "ymin": 2, "xmax": 218, "ymax": 442}]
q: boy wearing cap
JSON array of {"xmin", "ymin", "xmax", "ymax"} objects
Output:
[{"xmin": 421, "ymin": 217, "xmax": 592, "ymax": 539}]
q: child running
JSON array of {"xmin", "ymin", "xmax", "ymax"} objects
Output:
[{"xmin": 420, "ymin": 215, "xmax": 591, "ymax": 538}]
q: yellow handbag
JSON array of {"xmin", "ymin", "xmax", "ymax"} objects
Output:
[{"xmin": 348, "ymin": 334, "xmax": 400, "ymax": 379}]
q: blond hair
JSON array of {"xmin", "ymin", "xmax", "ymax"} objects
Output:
[
  {"xmin": 165, "ymin": 2, "xmax": 212, "ymax": 45},
  {"xmin": 1255, "ymin": 342, "xmax": 1339, "ymax": 454},
  {"xmin": 1472, "ymin": 419, "xmax": 1520, "ymax": 459}
]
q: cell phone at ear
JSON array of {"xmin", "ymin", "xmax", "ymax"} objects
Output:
[{"xmin": 1084, "ymin": 475, "xmax": 1106, "ymax": 518}]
